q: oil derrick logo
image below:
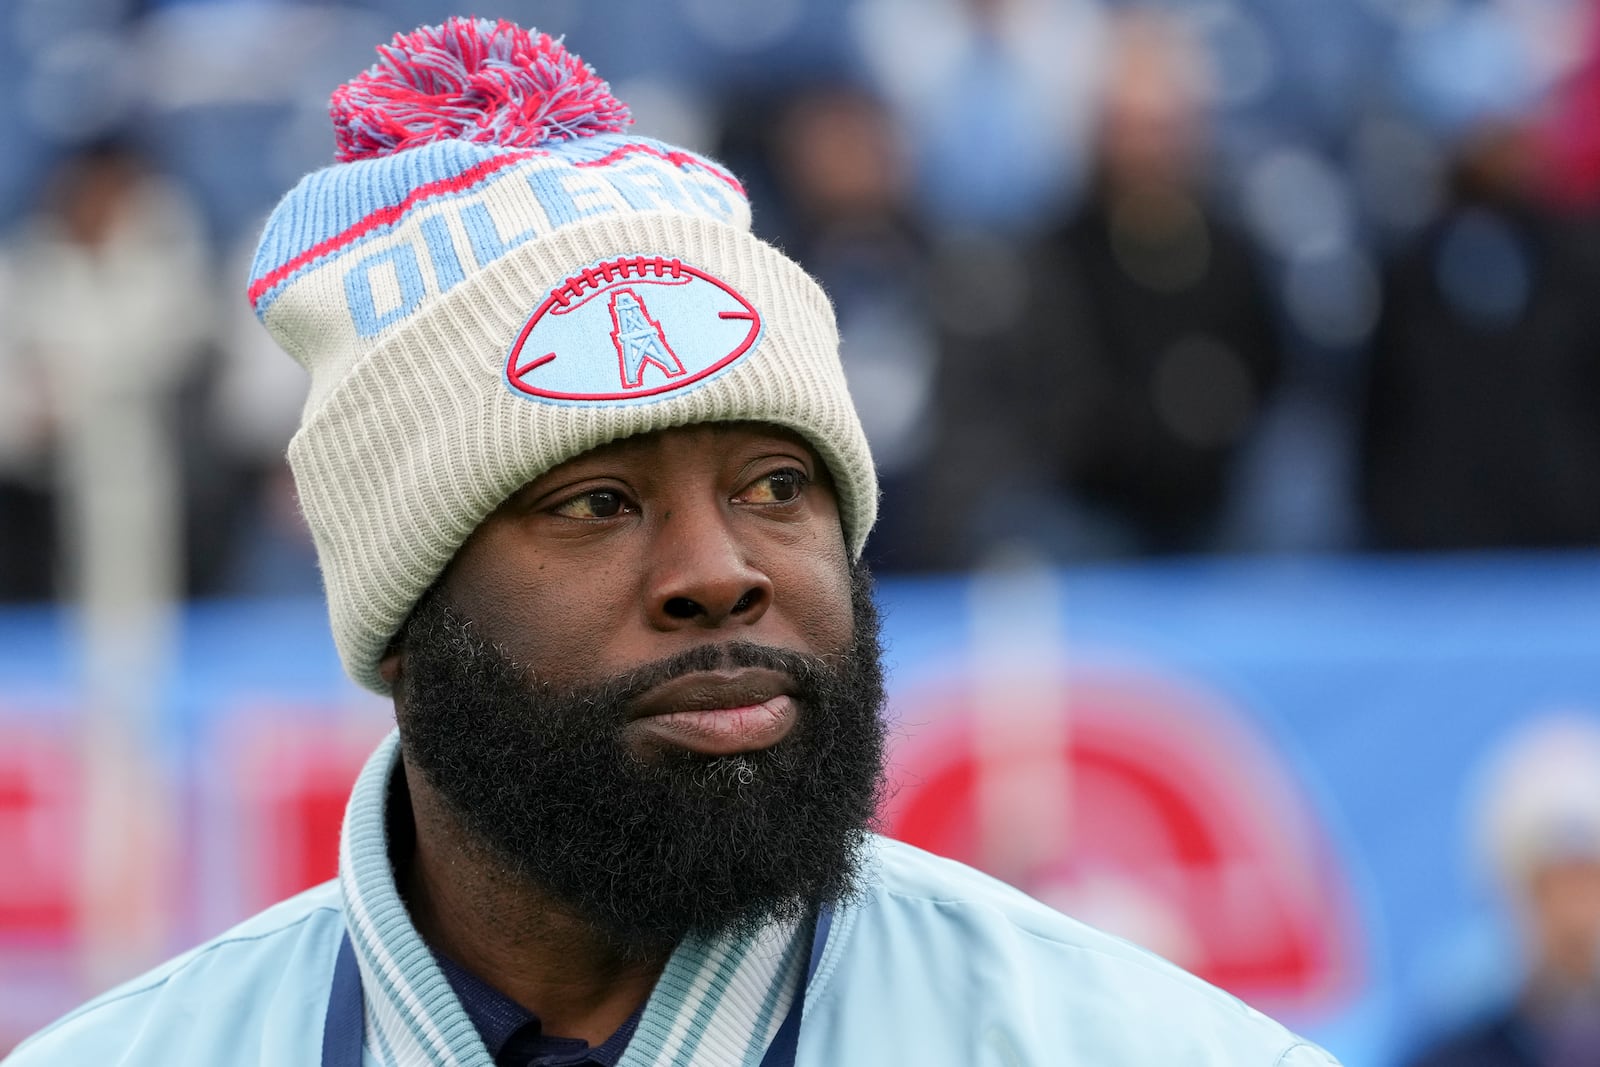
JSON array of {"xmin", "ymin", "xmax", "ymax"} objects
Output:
[
  {"xmin": 609, "ymin": 288, "xmax": 685, "ymax": 389},
  {"xmin": 507, "ymin": 256, "xmax": 764, "ymax": 404}
]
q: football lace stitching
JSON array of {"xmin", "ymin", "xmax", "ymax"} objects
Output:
[{"xmin": 551, "ymin": 255, "xmax": 685, "ymax": 307}]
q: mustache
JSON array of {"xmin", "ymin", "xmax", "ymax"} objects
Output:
[{"xmin": 544, "ymin": 640, "xmax": 835, "ymax": 715}]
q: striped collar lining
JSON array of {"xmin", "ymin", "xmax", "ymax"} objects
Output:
[{"xmin": 337, "ymin": 731, "xmax": 809, "ymax": 1067}]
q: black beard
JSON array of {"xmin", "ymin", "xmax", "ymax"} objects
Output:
[{"xmin": 393, "ymin": 562, "xmax": 888, "ymax": 956}]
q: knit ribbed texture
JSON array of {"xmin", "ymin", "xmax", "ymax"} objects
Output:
[
  {"xmin": 252, "ymin": 125, "xmax": 877, "ymax": 693},
  {"xmin": 338, "ymin": 732, "xmax": 809, "ymax": 1067}
]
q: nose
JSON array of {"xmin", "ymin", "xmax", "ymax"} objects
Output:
[{"xmin": 645, "ymin": 500, "xmax": 772, "ymax": 630}]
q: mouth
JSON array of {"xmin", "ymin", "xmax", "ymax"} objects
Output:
[{"xmin": 626, "ymin": 667, "xmax": 799, "ymax": 756}]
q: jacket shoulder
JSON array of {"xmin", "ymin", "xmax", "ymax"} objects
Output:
[
  {"xmin": 6, "ymin": 882, "xmax": 344, "ymax": 1066},
  {"xmin": 861, "ymin": 836, "xmax": 1190, "ymax": 964},
  {"xmin": 819, "ymin": 838, "xmax": 1340, "ymax": 1065}
]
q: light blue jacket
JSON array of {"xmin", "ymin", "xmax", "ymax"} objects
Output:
[{"xmin": 7, "ymin": 733, "xmax": 1340, "ymax": 1066}]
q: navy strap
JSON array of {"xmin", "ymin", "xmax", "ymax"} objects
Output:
[
  {"xmin": 805, "ymin": 905, "xmax": 832, "ymax": 984},
  {"xmin": 322, "ymin": 932, "xmax": 364, "ymax": 1067},
  {"xmin": 322, "ymin": 906, "xmax": 832, "ymax": 1067}
]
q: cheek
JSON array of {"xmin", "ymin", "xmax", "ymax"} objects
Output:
[
  {"xmin": 772, "ymin": 530, "xmax": 856, "ymax": 654},
  {"xmin": 437, "ymin": 534, "xmax": 637, "ymax": 683},
  {"xmin": 1544, "ymin": 870, "xmax": 1600, "ymax": 928}
]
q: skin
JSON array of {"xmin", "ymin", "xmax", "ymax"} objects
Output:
[
  {"xmin": 378, "ymin": 421, "xmax": 855, "ymax": 1045},
  {"xmin": 1526, "ymin": 859, "xmax": 1600, "ymax": 990}
]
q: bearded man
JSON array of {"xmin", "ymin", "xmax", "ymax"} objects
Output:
[{"xmin": 6, "ymin": 18, "xmax": 1339, "ymax": 1067}]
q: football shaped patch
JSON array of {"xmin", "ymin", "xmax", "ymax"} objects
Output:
[{"xmin": 505, "ymin": 256, "xmax": 762, "ymax": 403}]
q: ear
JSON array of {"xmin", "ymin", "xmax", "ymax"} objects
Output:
[{"xmin": 379, "ymin": 647, "xmax": 404, "ymax": 687}]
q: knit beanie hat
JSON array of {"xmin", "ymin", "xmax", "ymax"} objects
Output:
[{"xmin": 249, "ymin": 18, "xmax": 877, "ymax": 693}]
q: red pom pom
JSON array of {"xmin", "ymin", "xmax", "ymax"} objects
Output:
[{"xmin": 331, "ymin": 17, "xmax": 631, "ymax": 162}]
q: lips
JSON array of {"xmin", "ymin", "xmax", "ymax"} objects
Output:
[{"xmin": 626, "ymin": 667, "xmax": 799, "ymax": 756}]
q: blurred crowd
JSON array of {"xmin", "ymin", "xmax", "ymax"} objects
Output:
[{"xmin": 4, "ymin": 0, "xmax": 1600, "ymax": 604}]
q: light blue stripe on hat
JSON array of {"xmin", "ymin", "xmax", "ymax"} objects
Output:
[{"xmin": 248, "ymin": 134, "xmax": 735, "ymax": 299}]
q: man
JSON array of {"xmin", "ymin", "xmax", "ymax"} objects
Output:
[
  {"xmin": 1406, "ymin": 715, "xmax": 1600, "ymax": 1067},
  {"xmin": 7, "ymin": 18, "xmax": 1340, "ymax": 1066}
]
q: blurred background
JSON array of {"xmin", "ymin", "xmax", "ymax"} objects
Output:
[{"xmin": 3, "ymin": 0, "xmax": 1600, "ymax": 1062}]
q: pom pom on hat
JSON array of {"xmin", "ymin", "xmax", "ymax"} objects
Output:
[{"xmin": 331, "ymin": 16, "xmax": 631, "ymax": 162}]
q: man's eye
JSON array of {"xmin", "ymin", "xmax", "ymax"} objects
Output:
[
  {"xmin": 741, "ymin": 468, "xmax": 808, "ymax": 504},
  {"xmin": 553, "ymin": 490, "xmax": 628, "ymax": 519}
]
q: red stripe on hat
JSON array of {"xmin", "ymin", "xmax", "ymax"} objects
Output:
[
  {"xmin": 248, "ymin": 151, "xmax": 534, "ymax": 307},
  {"xmin": 249, "ymin": 144, "xmax": 746, "ymax": 310}
]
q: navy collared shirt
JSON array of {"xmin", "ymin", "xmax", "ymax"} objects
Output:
[{"xmin": 433, "ymin": 953, "xmax": 642, "ymax": 1067}]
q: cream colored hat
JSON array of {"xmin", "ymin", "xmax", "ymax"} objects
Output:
[{"xmin": 248, "ymin": 17, "xmax": 877, "ymax": 693}]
